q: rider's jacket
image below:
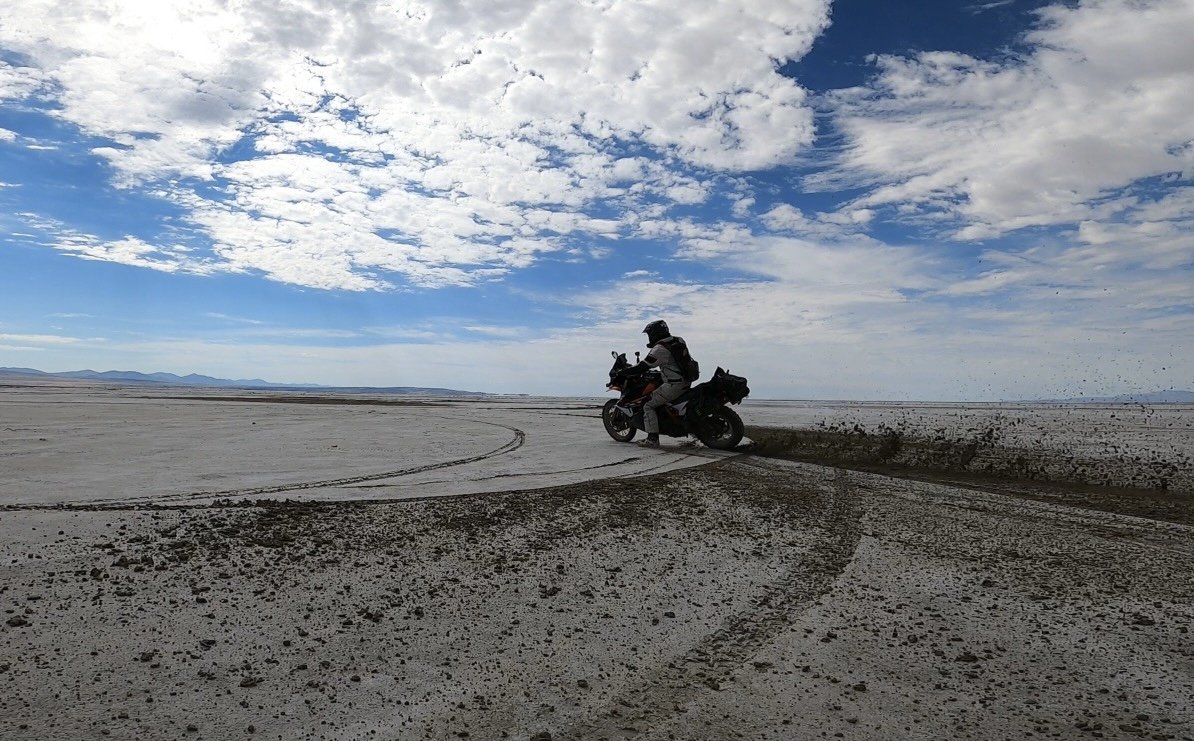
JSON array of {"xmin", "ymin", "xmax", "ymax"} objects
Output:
[{"xmin": 644, "ymin": 337, "xmax": 687, "ymax": 385}]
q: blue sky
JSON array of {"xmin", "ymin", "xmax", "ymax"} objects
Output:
[{"xmin": 1, "ymin": 0, "xmax": 1190, "ymax": 399}]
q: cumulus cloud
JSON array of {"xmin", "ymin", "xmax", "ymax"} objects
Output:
[
  {"xmin": 763, "ymin": 0, "xmax": 1194, "ymax": 398},
  {"xmin": 0, "ymin": 0, "xmax": 830, "ymax": 290},
  {"xmin": 0, "ymin": 59, "xmax": 44, "ymax": 100},
  {"xmin": 4, "ymin": 0, "xmax": 1190, "ymax": 399},
  {"xmin": 821, "ymin": 0, "xmax": 1194, "ymax": 239}
]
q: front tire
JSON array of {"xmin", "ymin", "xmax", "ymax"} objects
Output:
[
  {"xmin": 695, "ymin": 406, "xmax": 744, "ymax": 450},
  {"xmin": 602, "ymin": 399, "xmax": 637, "ymax": 442}
]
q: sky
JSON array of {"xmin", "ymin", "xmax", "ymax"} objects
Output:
[{"xmin": 0, "ymin": 0, "xmax": 1191, "ymax": 400}]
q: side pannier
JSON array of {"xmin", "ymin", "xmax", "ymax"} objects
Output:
[{"xmin": 711, "ymin": 367, "xmax": 750, "ymax": 404}]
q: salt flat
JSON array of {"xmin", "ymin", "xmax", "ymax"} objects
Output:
[
  {"xmin": 0, "ymin": 386, "xmax": 720, "ymax": 508},
  {"xmin": 2, "ymin": 384, "xmax": 1192, "ymax": 741}
]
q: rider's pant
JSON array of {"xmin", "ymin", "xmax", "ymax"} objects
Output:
[{"xmin": 644, "ymin": 381, "xmax": 688, "ymax": 435}]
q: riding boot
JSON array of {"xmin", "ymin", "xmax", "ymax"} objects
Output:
[{"xmin": 638, "ymin": 433, "xmax": 660, "ymax": 448}]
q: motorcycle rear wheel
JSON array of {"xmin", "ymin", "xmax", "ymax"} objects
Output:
[
  {"xmin": 602, "ymin": 399, "xmax": 637, "ymax": 442},
  {"xmin": 696, "ymin": 406, "xmax": 744, "ymax": 450}
]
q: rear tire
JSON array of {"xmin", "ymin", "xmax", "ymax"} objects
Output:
[
  {"xmin": 602, "ymin": 399, "xmax": 637, "ymax": 442},
  {"xmin": 696, "ymin": 406, "xmax": 744, "ymax": 450}
]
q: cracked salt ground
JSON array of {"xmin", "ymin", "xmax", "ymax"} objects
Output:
[{"xmin": 2, "ymin": 388, "xmax": 1192, "ymax": 739}]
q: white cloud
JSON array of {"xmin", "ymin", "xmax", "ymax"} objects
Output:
[
  {"xmin": 757, "ymin": 0, "xmax": 1194, "ymax": 399},
  {"xmin": 34, "ymin": 221, "xmax": 212, "ymax": 275},
  {"xmin": 758, "ymin": 203, "xmax": 874, "ymax": 238},
  {"xmin": 822, "ymin": 0, "xmax": 1194, "ymax": 239},
  {"xmin": 205, "ymin": 312, "xmax": 263, "ymax": 325},
  {"xmin": 0, "ymin": 332, "xmax": 84, "ymax": 344},
  {"xmin": 236, "ymin": 327, "xmax": 361, "ymax": 339},
  {"xmin": 0, "ymin": 59, "xmax": 44, "ymax": 100},
  {"xmin": 760, "ymin": 204, "xmax": 810, "ymax": 232},
  {"xmin": 572, "ymin": 233, "xmax": 940, "ymax": 369},
  {"xmin": 460, "ymin": 325, "xmax": 527, "ymax": 339},
  {"xmin": 0, "ymin": 0, "xmax": 831, "ymax": 290},
  {"xmin": 4, "ymin": 1, "xmax": 1189, "ymax": 400},
  {"xmin": 19, "ymin": 268, "xmax": 1185, "ymax": 400},
  {"xmin": 967, "ymin": 1, "xmax": 1015, "ymax": 11},
  {"xmin": 938, "ymin": 187, "xmax": 1194, "ymax": 308}
]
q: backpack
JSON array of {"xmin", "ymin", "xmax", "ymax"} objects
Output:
[{"xmin": 661, "ymin": 336, "xmax": 700, "ymax": 383}]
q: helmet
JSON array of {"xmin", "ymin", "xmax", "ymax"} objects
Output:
[{"xmin": 643, "ymin": 319, "xmax": 670, "ymax": 346}]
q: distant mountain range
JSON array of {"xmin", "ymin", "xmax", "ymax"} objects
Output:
[
  {"xmin": 1042, "ymin": 390, "xmax": 1194, "ymax": 404},
  {"xmin": 0, "ymin": 367, "xmax": 492, "ymax": 396}
]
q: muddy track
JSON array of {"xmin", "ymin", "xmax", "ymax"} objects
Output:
[
  {"xmin": 570, "ymin": 461, "xmax": 864, "ymax": 739},
  {"xmin": 0, "ymin": 419, "xmax": 526, "ymax": 512}
]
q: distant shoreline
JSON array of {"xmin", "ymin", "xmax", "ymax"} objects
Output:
[
  {"xmin": 2, "ymin": 367, "xmax": 1190, "ymax": 404},
  {"xmin": 0, "ymin": 366, "xmax": 499, "ymax": 397}
]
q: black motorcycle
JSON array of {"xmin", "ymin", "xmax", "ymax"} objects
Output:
[{"xmin": 602, "ymin": 351, "xmax": 750, "ymax": 449}]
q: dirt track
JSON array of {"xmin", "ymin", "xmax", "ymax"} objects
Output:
[{"xmin": 3, "ymin": 454, "xmax": 1191, "ymax": 740}]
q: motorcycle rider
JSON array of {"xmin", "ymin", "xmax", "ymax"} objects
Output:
[{"xmin": 628, "ymin": 319, "xmax": 690, "ymax": 448}]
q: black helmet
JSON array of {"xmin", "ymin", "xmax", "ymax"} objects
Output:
[{"xmin": 643, "ymin": 319, "xmax": 670, "ymax": 346}]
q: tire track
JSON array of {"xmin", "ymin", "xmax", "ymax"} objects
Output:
[
  {"xmin": 344, "ymin": 455, "xmax": 646, "ymax": 489},
  {"xmin": 611, "ymin": 445, "xmax": 745, "ymax": 479},
  {"xmin": 0, "ymin": 419, "xmax": 525, "ymax": 512},
  {"xmin": 874, "ymin": 473, "xmax": 1194, "ymax": 558},
  {"xmin": 570, "ymin": 462, "xmax": 864, "ymax": 740}
]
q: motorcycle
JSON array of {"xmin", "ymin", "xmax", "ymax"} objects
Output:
[{"xmin": 602, "ymin": 351, "xmax": 750, "ymax": 449}]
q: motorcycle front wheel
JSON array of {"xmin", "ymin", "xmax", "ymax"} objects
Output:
[
  {"xmin": 695, "ymin": 406, "xmax": 744, "ymax": 450},
  {"xmin": 602, "ymin": 399, "xmax": 637, "ymax": 442}
]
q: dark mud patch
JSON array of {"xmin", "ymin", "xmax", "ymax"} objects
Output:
[
  {"xmin": 120, "ymin": 458, "xmax": 842, "ymax": 573},
  {"xmin": 748, "ymin": 424, "xmax": 1194, "ymax": 525}
]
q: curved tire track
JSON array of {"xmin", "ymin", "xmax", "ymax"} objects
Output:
[
  {"xmin": 1, "ymin": 419, "xmax": 525, "ymax": 512},
  {"xmin": 344, "ymin": 455, "xmax": 647, "ymax": 489},
  {"xmin": 571, "ymin": 461, "xmax": 863, "ymax": 740}
]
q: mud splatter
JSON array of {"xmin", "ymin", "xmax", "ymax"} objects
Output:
[{"xmin": 747, "ymin": 408, "xmax": 1193, "ymax": 495}]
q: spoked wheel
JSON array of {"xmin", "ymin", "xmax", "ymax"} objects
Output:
[
  {"xmin": 602, "ymin": 399, "xmax": 637, "ymax": 442},
  {"xmin": 695, "ymin": 406, "xmax": 744, "ymax": 450}
]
